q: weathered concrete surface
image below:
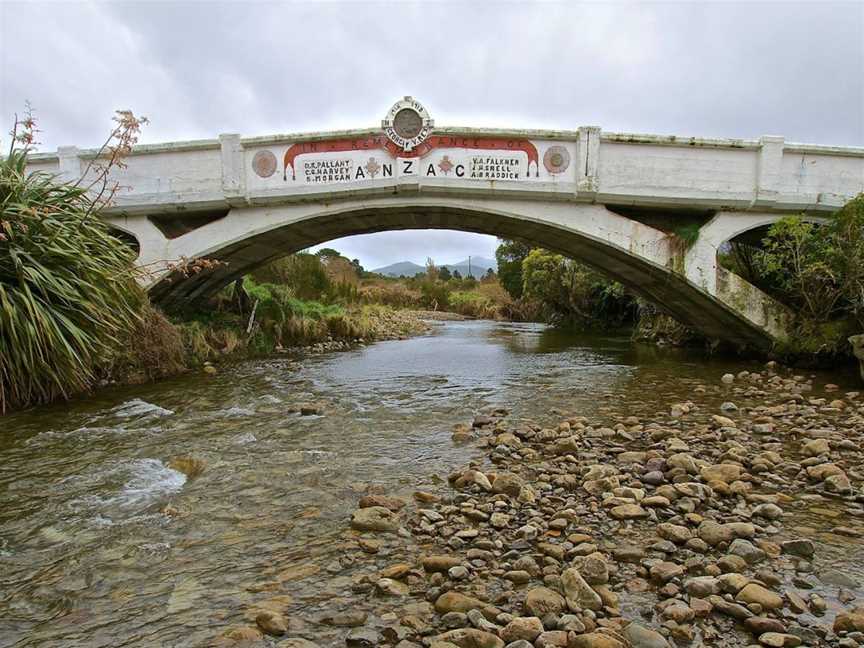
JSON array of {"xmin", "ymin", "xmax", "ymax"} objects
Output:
[
  {"xmin": 850, "ymin": 335, "xmax": 864, "ymax": 380},
  {"xmin": 26, "ymin": 123, "xmax": 864, "ymax": 349}
]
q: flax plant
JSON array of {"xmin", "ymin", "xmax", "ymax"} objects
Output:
[{"xmin": 0, "ymin": 113, "xmax": 144, "ymax": 412}]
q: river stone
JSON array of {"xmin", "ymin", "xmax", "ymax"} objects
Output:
[
  {"xmin": 729, "ymin": 539, "xmax": 766, "ymax": 564},
  {"xmin": 524, "ymin": 587, "xmax": 566, "ymax": 617},
  {"xmin": 435, "ymin": 591, "xmax": 487, "ymax": 614},
  {"xmin": 434, "ymin": 629, "xmax": 503, "ymax": 648},
  {"xmin": 554, "ymin": 436, "xmax": 581, "ymax": 455},
  {"xmin": 709, "ymin": 595, "xmax": 754, "ymax": 620},
  {"xmin": 824, "ymin": 472, "xmax": 853, "ymax": 494},
  {"xmin": 834, "ymin": 606, "xmax": 864, "ymax": 632},
  {"xmin": 744, "ymin": 617, "xmax": 786, "ymax": 634},
  {"xmin": 500, "ymin": 617, "xmax": 544, "ymax": 643},
  {"xmin": 277, "ymin": 640, "xmax": 318, "ymax": 648},
  {"xmin": 758, "ymin": 633, "xmax": 801, "ymax": 647},
  {"xmin": 697, "ymin": 520, "xmax": 732, "ymax": 546},
  {"xmin": 320, "ymin": 611, "xmax": 367, "ymax": 627},
  {"xmin": 346, "ymin": 628, "xmax": 381, "ymax": 647},
  {"xmin": 684, "ymin": 576, "xmax": 719, "ymax": 597},
  {"xmin": 351, "ymin": 506, "xmax": 398, "ymax": 533},
  {"xmin": 504, "ymin": 570, "xmax": 532, "ymax": 584},
  {"xmin": 376, "ymin": 577, "xmax": 409, "ymax": 596},
  {"xmin": 491, "ymin": 471, "xmax": 523, "ymax": 497},
  {"xmin": 562, "ymin": 567, "xmax": 603, "ymax": 611},
  {"xmin": 781, "ymin": 539, "xmax": 815, "ymax": 558},
  {"xmin": 650, "ymin": 561, "xmax": 684, "ymax": 583},
  {"xmin": 752, "ymin": 503, "xmax": 783, "ymax": 520},
  {"xmin": 535, "ymin": 631, "xmax": 569, "ymax": 647},
  {"xmin": 736, "ymin": 583, "xmax": 784, "ymax": 610},
  {"xmin": 255, "ymin": 610, "xmax": 287, "ymax": 636},
  {"xmin": 802, "ymin": 438, "xmax": 830, "ymax": 456},
  {"xmin": 221, "ymin": 626, "xmax": 263, "ymax": 642},
  {"xmin": 700, "ymin": 464, "xmax": 742, "ymax": 483},
  {"xmin": 569, "ymin": 632, "xmax": 625, "ymax": 648},
  {"xmin": 424, "ymin": 555, "xmax": 463, "ymax": 572},
  {"xmin": 609, "ymin": 504, "xmax": 647, "ymax": 519},
  {"xmin": 657, "ymin": 523, "xmax": 692, "ymax": 544},
  {"xmin": 454, "ymin": 470, "xmax": 493, "ymax": 491},
  {"xmin": 623, "ymin": 623, "xmax": 671, "ymax": 648},
  {"xmin": 717, "ymin": 572, "xmax": 749, "ymax": 594},
  {"xmin": 580, "ymin": 552, "xmax": 609, "ymax": 584}
]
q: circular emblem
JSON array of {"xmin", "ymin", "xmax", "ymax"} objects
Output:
[
  {"xmin": 543, "ymin": 145, "xmax": 570, "ymax": 174},
  {"xmin": 382, "ymin": 96, "xmax": 434, "ymax": 152},
  {"xmin": 252, "ymin": 150, "xmax": 277, "ymax": 178}
]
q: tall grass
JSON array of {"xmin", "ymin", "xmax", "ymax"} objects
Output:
[{"xmin": 0, "ymin": 148, "xmax": 143, "ymax": 412}]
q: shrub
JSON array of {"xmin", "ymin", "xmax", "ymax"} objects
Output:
[
  {"xmin": 251, "ymin": 252, "xmax": 330, "ymax": 300},
  {"xmin": 739, "ymin": 194, "xmax": 864, "ymax": 327}
]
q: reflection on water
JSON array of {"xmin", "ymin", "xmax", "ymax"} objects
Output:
[{"xmin": 0, "ymin": 320, "xmax": 860, "ymax": 647}]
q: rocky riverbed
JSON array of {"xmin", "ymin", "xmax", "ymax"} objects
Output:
[{"xmin": 214, "ymin": 363, "xmax": 864, "ymax": 648}]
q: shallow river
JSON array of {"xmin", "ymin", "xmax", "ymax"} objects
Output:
[{"xmin": 0, "ymin": 321, "xmax": 861, "ymax": 647}]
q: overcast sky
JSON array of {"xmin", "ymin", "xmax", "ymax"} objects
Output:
[{"xmin": 2, "ymin": 1, "xmax": 862, "ymax": 268}]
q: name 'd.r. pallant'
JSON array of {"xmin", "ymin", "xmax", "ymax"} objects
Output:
[{"xmin": 304, "ymin": 159, "xmax": 352, "ymax": 183}]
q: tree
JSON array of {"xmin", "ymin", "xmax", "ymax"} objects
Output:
[
  {"xmin": 351, "ymin": 258, "xmax": 364, "ymax": 276},
  {"xmin": 495, "ymin": 238, "xmax": 532, "ymax": 299},
  {"xmin": 452, "ymin": 269, "xmax": 463, "ymax": 280},
  {"xmin": 315, "ymin": 247, "xmax": 341, "ymax": 260},
  {"xmin": 754, "ymin": 194, "xmax": 864, "ymax": 326},
  {"xmin": 425, "ymin": 257, "xmax": 439, "ymax": 281},
  {"xmin": 438, "ymin": 266, "xmax": 452, "ymax": 281},
  {"xmin": 484, "ymin": 267, "xmax": 495, "ymax": 280}
]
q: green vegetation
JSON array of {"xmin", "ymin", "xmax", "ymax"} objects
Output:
[
  {"xmin": 494, "ymin": 240, "xmax": 637, "ymax": 329},
  {"xmin": 495, "ymin": 239, "xmax": 531, "ymax": 299},
  {"xmin": 0, "ymin": 134, "xmax": 144, "ymax": 412},
  {"xmin": 721, "ymin": 194, "xmax": 864, "ymax": 358}
]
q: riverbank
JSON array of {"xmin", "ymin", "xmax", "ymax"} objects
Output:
[
  {"xmin": 101, "ymin": 305, "xmax": 433, "ymax": 390},
  {"xmin": 226, "ymin": 359, "xmax": 864, "ymax": 647}
]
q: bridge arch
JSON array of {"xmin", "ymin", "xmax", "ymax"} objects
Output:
[{"xmin": 122, "ymin": 196, "xmax": 790, "ymax": 349}]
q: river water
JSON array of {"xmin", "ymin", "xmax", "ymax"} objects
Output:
[{"xmin": 0, "ymin": 320, "xmax": 861, "ymax": 647}]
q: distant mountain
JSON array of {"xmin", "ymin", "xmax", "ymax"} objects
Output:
[
  {"xmin": 448, "ymin": 257, "xmax": 497, "ymax": 278},
  {"xmin": 373, "ymin": 256, "xmax": 497, "ymax": 278},
  {"xmin": 372, "ymin": 261, "xmax": 426, "ymax": 277}
]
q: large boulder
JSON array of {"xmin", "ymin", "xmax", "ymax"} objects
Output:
[
  {"xmin": 500, "ymin": 617, "xmax": 544, "ymax": 643},
  {"xmin": 562, "ymin": 567, "xmax": 602, "ymax": 611},
  {"xmin": 834, "ymin": 605, "xmax": 864, "ymax": 632},
  {"xmin": 524, "ymin": 587, "xmax": 566, "ymax": 617},
  {"xmin": 491, "ymin": 471, "xmax": 524, "ymax": 497},
  {"xmin": 350, "ymin": 506, "xmax": 399, "ymax": 533}
]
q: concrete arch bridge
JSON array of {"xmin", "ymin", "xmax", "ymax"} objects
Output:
[{"xmin": 26, "ymin": 99, "xmax": 864, "ymax": 349}]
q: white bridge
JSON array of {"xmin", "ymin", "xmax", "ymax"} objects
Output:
[{"xmin": 27, "ymin": 98, "xmax": 864, "ymax": 349}]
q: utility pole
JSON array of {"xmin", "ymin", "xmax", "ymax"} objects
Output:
[{"xmin": 468, "ymin": 256, "xmax": 472, "ymax": 278}]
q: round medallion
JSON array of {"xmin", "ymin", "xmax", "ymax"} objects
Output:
[
  {"xmin": 393, "ymin": 108, "xmax": 423, "ymax": 139},
  {"xmin": 252, "ymin": 150, "xmax": 277, "ymax": 178},
  {"xmin": 543, "ymin": 145, "xmax": 570, "ymax": 174},
  {"xmin": 382, "ymin": 96, "xmax": 434, "ymax": 152}
]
